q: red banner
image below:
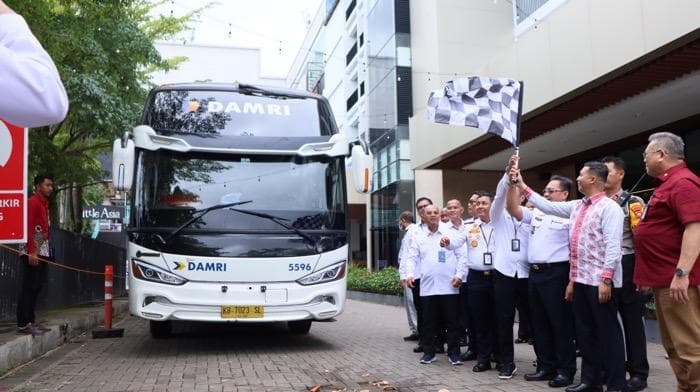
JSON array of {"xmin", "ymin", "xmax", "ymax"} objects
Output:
[{"xmin": 0, "ymin": 119, "xmax": 27, "ymax": 243}]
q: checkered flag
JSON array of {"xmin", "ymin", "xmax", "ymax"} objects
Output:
[{"xmin": 427, "ymin": 77, "xmax": 522, "ymax": 146}]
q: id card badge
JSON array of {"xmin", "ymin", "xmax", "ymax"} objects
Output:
[
  {"xmin": 511, "ymin": 239, "xmax": 520, "ymax": 252},
  {"xmin": 483, "ymin": 252, "xmax": 493, "ymax": 266},
  {"xmin": 438, "ymin": 250, "xmax": 446, "ymax": 263}
]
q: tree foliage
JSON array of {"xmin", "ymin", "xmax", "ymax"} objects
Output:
[{"xmin": 7, "ymin": 0, "xmax": 200, "ymax": 230}]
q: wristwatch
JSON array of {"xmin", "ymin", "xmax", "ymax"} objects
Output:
[
  {"xmin": 676, "ymin": 267, "xmax": 689, "ymax": 277},
  {"xmin": 602, "ymin": 278, "xmax": 612, "ymax": 286}
]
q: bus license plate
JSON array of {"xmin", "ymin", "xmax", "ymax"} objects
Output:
[{"xmin": 221, "ymin": 305, "xmax": 264, "ymax": 319}]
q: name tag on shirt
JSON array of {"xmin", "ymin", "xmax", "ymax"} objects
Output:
[
  {"xmin": 511, "ymin": 239, "xmax": 520, "ymax": 252},
  {"xmin": 483, "ymin": 252, "xmax": 493, "ymax": 265},
  {"xmin": 438, "ymin": 250, "xmax": 446, "ymax": 263}
]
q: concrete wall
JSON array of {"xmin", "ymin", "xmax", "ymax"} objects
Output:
[
  {"xmin": 409, "ymin": 0, "xmax": 700, "ymax": 170},
  {"xmin": 152, "ymin": 43, "xmax": 284, "ymax": 86},
  {"xmin": 414, "ymin": 169, "xmax": 443, "ymax": 212}
]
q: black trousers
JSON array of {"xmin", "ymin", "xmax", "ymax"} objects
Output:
[
  {"xmin": 515, "ymin": 279, "xmax": 533, "ymax": 340},
  {"xmin": 16, "ymin": 255, "xmax": 48, "ymax": 327},
  {"xmin": 411, "ymin": 279, "xmax": 423, "ymax": 337},
  {"xmin": 467, "ymin": 270, "xmax": 496, "ymax": 364},
  {"xmin": 420, "ymin": 294, "xmax": 461, "ymax": 356},
  {"xmin": 529, "ymin": 262, "xmax": 577, "ymax": 378},
  {"xmin": 573, "ymin": 283, "xmax": 626, "ymax": 390},
  {"xmin": 494, "ymin": 271, "xmax": 528, "ymax": 366},
  {"xmin": 616, "ymin": 254, "xmax": 650, "ymax": 379},
  {"xmin": 460, "ymin": 282, "xmax": 477, "ymax": 351}
]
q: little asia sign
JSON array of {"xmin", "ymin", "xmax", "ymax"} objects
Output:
[{"xmin": 82, "ymin": 206, "xmax": 124, "ymax": 220}]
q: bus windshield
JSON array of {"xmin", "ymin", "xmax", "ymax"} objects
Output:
[
  {"xmin": 146, "ymin": 89, "xmax": 335, "ymax": 137},
  {"xmin": 131, "ymin": 150, "xmax": 347, "ymax": 257}
]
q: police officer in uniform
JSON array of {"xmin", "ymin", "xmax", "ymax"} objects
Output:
[{"xmin": 603, "ymin": 156, "xmax": 649, "ymax": 392}]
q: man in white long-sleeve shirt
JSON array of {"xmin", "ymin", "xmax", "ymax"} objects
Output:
[
  {"xmin": 490, "ymin": 169, "xmax": 531, "ymax": 380},
  {"xmin": 406, "ymin": 205, "xmax": 468, "ymax": 366},
  {"xmin": 400, "ymin": 197, "xmax": 433, "ymax": 353},
  {"xmin": 441, "ymin": 191, "xmax": 498, "ymax": 373},
  {"xmin": 511, "ymin": 160, "xmax": 626, "ymax": 392},
  {"xmin": 0, "ymin": 1, "xmax": 68, "ymax": 127}
]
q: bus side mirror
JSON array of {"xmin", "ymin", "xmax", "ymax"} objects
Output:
[
  {"xmin": 112, "ymin": 134, "xmax": 135, "ymax": 191},
  {"xmin": 350, "ymin": 145, "xmax": 372, "ymax": 194}
]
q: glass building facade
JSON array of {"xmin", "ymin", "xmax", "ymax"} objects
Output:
[{"xmin": 365, "ymin": 0, "xmax": 412, "ymax": 268}]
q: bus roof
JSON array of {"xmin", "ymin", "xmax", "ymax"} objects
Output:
[{"xmin": 153, "ymin": 82, "xmax": 324, "ymax": 102}]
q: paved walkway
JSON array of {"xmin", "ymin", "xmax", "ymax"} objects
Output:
[{"xmin": 0, "ymin": 299, "xmax": 676, "ymax": 391}]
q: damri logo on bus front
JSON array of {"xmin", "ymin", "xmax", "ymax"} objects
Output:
[
  {"xmin": 173, "ymin": 261, "xmax": 227, "ymax": 272},
  {"xmin": 207, "ymin": 101, "xmax": 291, "ymax": 116}
]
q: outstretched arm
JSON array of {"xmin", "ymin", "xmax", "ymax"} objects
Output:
[
  {"xmin": 511, "ymin": 168, "xmax": 574, "ymax": 219},
  {"xmin": 0, "ymin": 6, "xmax": 68, "ymax": 127}
]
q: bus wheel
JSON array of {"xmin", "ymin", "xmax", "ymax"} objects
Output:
[
  {"xmin": 288, "ymin": 320, "xmax": 312, "ymax": 334},
  {"xmin": 150, "ymin": 320, "xmax": 172, "ymax": 339}
]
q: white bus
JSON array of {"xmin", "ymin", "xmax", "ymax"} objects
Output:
[{"xmin": 112, "ymin": 83, "xmax": 372, "ymax": 338}]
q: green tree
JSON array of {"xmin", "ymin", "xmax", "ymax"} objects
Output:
[{"xmin": 7, "ymin": 0, "xmax": 198, "ymax": 231}]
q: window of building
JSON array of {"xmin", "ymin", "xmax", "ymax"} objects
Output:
[{"xmin": 512, "ymin": 0, "xmax": 568, "ymax": 37}]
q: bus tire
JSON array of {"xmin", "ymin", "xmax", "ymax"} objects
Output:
[
  {"xmin": 150, "ymin": 320, "xmax": 172, "ymax": 339},
  {"xmin": 288, "ymin": 320, "xmax": 312, "ymax": 334}
]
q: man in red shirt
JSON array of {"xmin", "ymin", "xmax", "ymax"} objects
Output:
[
  {"xmin": 634, "ymin": 132, "xmax": 700, "ymax": 392},
  {"xmin": 16, "ymin": 174, "xmax": 54, "ymax": 335}
]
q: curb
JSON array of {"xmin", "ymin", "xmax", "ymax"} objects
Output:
[
  {"xmin": 0, "ymin": 299, "xmax": 129, "ymax": 376},
  {"xmin": 346, "ymin": 290, "xmax": 403, "ymax": 306}
]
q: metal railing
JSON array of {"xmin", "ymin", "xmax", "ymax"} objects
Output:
[
  {"xmin": 0, "ymin": 229, "xmax": 126, "ymax": 323},
  {"xmin": 514, "ymin": 0, "xmax": 551, "ymax": 24}
]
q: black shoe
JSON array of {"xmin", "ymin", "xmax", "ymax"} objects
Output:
[
  {"xmin": 460, "ymin": 350, "xmax": 477, "ymax": 361},
  {"xmin": 575, "ymin": 349, "xmax": 582, "ymax": 357},
  {"xmin": 524, "ymin": 370, "xmax": 556, "ymax": 381},
  {"xmin": 459, "ymin": 337, "xmax": 467, "ymax": 346},
  {"xmin": 626, "ymin": 376, "xmax": 647, "ymax": 392},
  {"xmin": 413, "ymin": 345, "xmax": 423, "ymax": 353},
  {"xmin": 472, "ymin": 362, "xmax": 492, "ymax": 372},
  {"xmin": 548, "ymin": 374, "xmax": 573, "ymax": 388},
  {"xmin": 498, "ymin": 363, "xmax": 517, "ymax": 380},
  {"xmin": 514, "ymin": 337, "xmax": 528, "ymax": 344},
  {"xmin": 403, "ymin": 333, "xmax": 419, "ymax": 341},
  {"xmin": 419, "ymin": 353, "xmax": 436, "ymax": 364},
  {"xmin": 564, "ymin": 383, "xmax": 603, "ymax": 392}
]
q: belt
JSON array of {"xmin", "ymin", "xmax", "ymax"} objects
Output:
[
  {"xmin": 529, "ymin": 261, "xmax": 569, "ymax": 272},
  {"xmin": 469, "ymin": 269, "xmax": 493, "ymax": 276}
]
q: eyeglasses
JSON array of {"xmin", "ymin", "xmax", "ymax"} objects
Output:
[
  {"xmin": 542, "ymin": 188, "xmax": 565, "ymax": 194},
  {"xmin": 642, "ymin": 149, "xmax": 663, "ymax": 159},
  {"xmin": 417, "ymin": 204, "xmax": 430, "ymax": 210}
]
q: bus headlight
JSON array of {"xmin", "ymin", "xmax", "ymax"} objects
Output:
[
  {"xmin": 296, "ymin": 261, "xmax": 346, "ymax": 286},
  {"xmin": 132, "ymin": 259, "xmax": 187, "ymax": 286}
]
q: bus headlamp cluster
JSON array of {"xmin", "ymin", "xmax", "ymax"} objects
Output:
[
  {"xmin": 296, "ymin": 261, "xmax": 346, "ymax": 286},
  {"xmin": 132, "ymin": 259, "xmax": 187, "ymax": 286}
]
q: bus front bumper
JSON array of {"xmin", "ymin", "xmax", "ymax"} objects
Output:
[{"xmin": 128, "ymin": 278, "xmax": 346, "ymax": 322}]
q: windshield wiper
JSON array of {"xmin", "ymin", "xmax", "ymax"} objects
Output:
[
  {"xmin": 158, "ymin": 200, "xmax": 253, "ymax": 246},
  {"xmin": 228, "ymin": 207, "xmax": 320, "ymax": 251}
]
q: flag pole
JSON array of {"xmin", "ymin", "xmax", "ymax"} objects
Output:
[{"xmin": 512, "ymin": 81, "xmax": 524, "ymax": 183}]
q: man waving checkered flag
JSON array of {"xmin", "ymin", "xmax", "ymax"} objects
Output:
[{"xmin": 427, "ymin": 77, "xmax": 522, "ymax": 146}]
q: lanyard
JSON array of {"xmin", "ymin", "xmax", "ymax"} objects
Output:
[
  {"xmin": 510, "ymin": 217, "xmax": 524, "ymax": 239},
  {"xmin": 479, "ymin": 224, "xmax": 493, "ymax": 251}
]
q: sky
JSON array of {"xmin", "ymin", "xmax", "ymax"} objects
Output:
[{"xmin": 152, "ymin": 0, "xmax": 323, "ymax": 78}]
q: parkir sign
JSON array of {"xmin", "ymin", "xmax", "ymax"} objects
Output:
[{"xmin": 0, "ymin": 119, "xmax": 27, "ymax": 243}]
